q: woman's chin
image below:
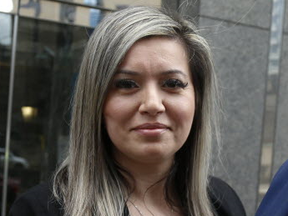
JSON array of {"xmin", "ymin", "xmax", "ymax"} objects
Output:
[{"xmin": 131, "ymin": 150, "xmax": 175, "ymax": 165}]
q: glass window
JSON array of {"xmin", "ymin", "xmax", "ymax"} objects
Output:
[
  {"xmin": 0, "ymin": 12, "xmax": 14, "ymax": 214},
  {"xmin": 0, "ymin": 13, "xmax": 13, "ymax": 150},
  {"xmin": 101, "ymin": 0, "xmax": 162, "ymax": 9},
  {"xmin": 7, "ymin": 17, "xmax": 92, "ymax": 212},
  {"xmin": 0, "ymin": 13, "xmax": 12, "ymax": 148},
  {"xmin": 51, "ymin": 0, "xmax": 162, "ymax": 10},
  {"xmin": 20, "ymin": 0, "xmax": 108, "ymax": 28},
  {"xmin": 0, "ymin": 0, "xmax": 18, "ymax": 14}
]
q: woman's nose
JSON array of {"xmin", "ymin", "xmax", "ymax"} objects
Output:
[{"xmin": 138, "ymin": 86, "xmax": 165, "ymax": 116}]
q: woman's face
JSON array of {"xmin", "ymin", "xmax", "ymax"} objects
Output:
[{"xmin": 104, "ymin": 37, "xmax": 195, "ymax": 166}]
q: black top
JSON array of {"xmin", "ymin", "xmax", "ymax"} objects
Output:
[{"xmin": 9, "ymin": 177, "xmax": 246, "ymax": 216}]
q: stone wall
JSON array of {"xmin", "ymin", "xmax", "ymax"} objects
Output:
[
  {"xmin": 273, "ymin": 3, "xmax": 288, "ymax": 175},
  {"xmin": 199, "ymin": 16, "xmax": 269, "ymax": 216},
  {"xmin": 163, "ymin": 0, "xmax": 287, "ymax": 215},
  {"xmin": 197, "ymin": 1, "xmax": 287, "ymax": 216}
]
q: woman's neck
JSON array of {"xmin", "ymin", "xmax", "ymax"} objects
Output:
[
  {"xmin": 116, "ymin": 157, "xmax": 182, "ymax": 216},
  {"xmin": 116, "ymin": 155, "xmax": 174, "ymax": 200}
]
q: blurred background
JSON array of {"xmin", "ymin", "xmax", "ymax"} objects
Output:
[{"xmin": 0, "ymin": 0, "xmax": 287, "ymax": 215}]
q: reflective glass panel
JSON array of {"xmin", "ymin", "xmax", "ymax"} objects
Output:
[
  {"xmin": 7, "ymin": 16, "xmax": 92, "ymax": 212},
  {"xmin": 0, "ymin": 0, "xmax": 18, "ymax": 14},
  {"xmin": 0, "ymin": 12, "xmax": 13, "ymax": 212},
  {"xmin": 20, "ymin": 0, "xmax": 108, "ymax": 28},
  {"xmin": 53, "ymin": 0, "xmax": 162, "ymax": 10}
]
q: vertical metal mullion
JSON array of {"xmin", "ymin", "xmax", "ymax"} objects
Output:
[{"xmin": 1, "ymin": 0, "xmax": 20, "ymax": 215}]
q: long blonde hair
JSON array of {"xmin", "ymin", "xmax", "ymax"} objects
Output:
[{"xmin": 53, "ymin": 6, "xmax": 219, "ymax": 216}]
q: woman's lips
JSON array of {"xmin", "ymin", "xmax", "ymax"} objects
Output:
[{"xmin": 132, "ymin": 123, "xmax": 169, "ymax": 136}]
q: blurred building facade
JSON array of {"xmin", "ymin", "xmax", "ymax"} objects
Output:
[{"xmin": 0, "ymin": 0, "xmax": 287, "ymax": 215}]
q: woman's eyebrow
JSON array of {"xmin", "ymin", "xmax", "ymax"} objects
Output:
[
  {"xmin": 115, "ymin": 69, "xmax": 188, "ymax": 77},
  {"xmin": 160, "ymin": 70, "xmax": 188, "ymax": 77},
  {"xmin": 115, "ymin": 69, "xmax": 139, "ymax": 76}
]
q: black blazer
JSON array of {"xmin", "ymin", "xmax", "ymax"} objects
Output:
[{"xmin": 9, "ymin": 177, "xmax": 246, "ymax": 216}]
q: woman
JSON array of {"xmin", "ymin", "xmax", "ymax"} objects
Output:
[{"xmin": 10, "ymin": 6, "xmax": 246, "ymax": 216}]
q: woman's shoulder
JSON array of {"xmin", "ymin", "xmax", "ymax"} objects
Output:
[
  {"xmin": 9, "ymin": 182, "xmax": 63, "ymax": 216},
  {"xmin": 10, "ymin": 177, "xmax": 246, "ymax": 216},
  {"xmin": 209, "ymin": 176, "xmax": 246, "ymax": 216}
]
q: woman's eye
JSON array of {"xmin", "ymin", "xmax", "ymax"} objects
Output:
[
  {"xmin": 114, "ymin": 79, "xmax": 139, "ymax": 89},
  {"xmin": 162, "ymin": 79, "xmax": 188, "ymax": 89}
]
